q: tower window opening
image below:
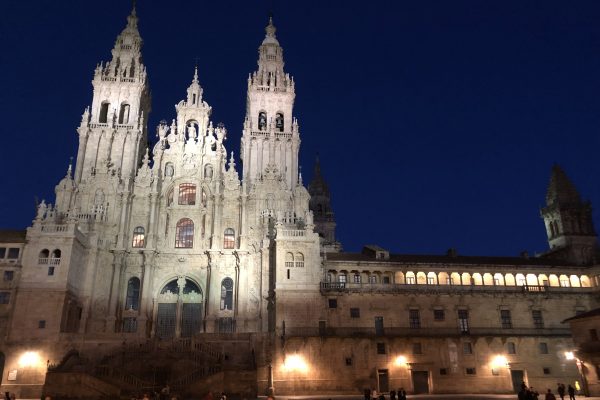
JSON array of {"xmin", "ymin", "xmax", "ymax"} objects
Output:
[
  {"xmin": 118, "ymin": 104, "xmax": 130, "ymax": 124},
  {"xmin": 285, "ymin": 252, "xmax": 294, "ymax": 268},
  {"xmin": 132, "ymin": 226, "xmax": 145, "ymax": 248},
  {"xmin": 220, "ymin": 278, "xmax": 234, "ymax": 310},
  {"xmin": 295, "ymin": 253, "xmax": 304, "ymax": 268},
  {"xmin": 99, "ymin": 102, "xmax": 110, "ymax": 123},
  {"xmin": 224, "ymin": 228, "xmax": 235, "ymax": 249},
  {"xmin": 258, "ymin": 112, "xmax": 267, "ymax": 131},
  {"xmin": 175, "ymin": 218, "xmax": 194, "ymax": 248},
  {"xmin": 129, "ymin": 63, "xmax": 135, "ymax": 77},
  {"xmin": 192, "ymin": 94, "xmax": 196, "ymax": 104},
  {"xmin": 276, "ymin": 112, "xmax": 284, "ymax": 132}
]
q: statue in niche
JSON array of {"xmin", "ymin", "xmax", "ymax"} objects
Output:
[{"xmin": 187, "ymin": 123, "xmax": 197, "ymax": 140}]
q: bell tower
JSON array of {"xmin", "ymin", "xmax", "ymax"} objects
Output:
[
  {"xmin": 74, "ymin": 3, "xmax": 151, "ymax": 183},
  {"xmin": 541, "ymin": 165, "xmax": 598, "ymax": 264},
  {"xmin": 240, "ymin": 16, "xmax": 300, "ymax": 189}
]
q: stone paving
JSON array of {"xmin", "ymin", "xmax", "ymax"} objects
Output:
[{"xmin": 263, "ymin": 395, "xmax": 600, "ymax": 400}]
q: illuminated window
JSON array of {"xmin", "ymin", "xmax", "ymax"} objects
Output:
[
  {"xmin": 132, "ymin": 226, "xmax": 145, "ymax": 248},
  {"xmin": 427, "ymin": 277, "xmax": 436, "ymax": 285},
  {"xmin": 178, "ymin": 183, "xmax": 196, "ymax": 205},
  {"xmin": 220, "ymin": 278, "xmax": 234, "ymax": 310},
  {"xmin": 406, "ymin": 276, "xmax": 415, "ymax": 284},
  {"xmin": 458, "ymin": 309, "xmax": 469, "ymax": 333},
  {"xmin": 560, "ymin": 278, "xmax": 569, "ymax": 287},
  {"xmin": 125, "ymin": 278, "xmax": 140, "ymax": 310},
  {"xmin": 338, "ymin": 274, "xmax": 347, "ymax": 284},
  {"xmin": 368, "ymin": 275, "xmax": 377, "ymax": 284},
  {"xmin": 175, "ymin": 218, "xmax": 194, "ymax": 248},
  {"xmin": 224, "ymin": 228, "xmax": 235, "ymax": 249},
  {"xmin": 353, "ymin": 274, "xmax": 361, "ymax": 283}
]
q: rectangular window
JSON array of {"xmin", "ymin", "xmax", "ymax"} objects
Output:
[
  {"xmin": 178, "ymin": 183, "xmax": 197, "ymax": 205},
  {"xmin": 353, "ymin": 274, "xmax": 361, "ymax": 283},
  {"xmin": 3, "ymin": 271, "xmax": 13, "ymax": 281},
  {"xmin": 466, "ymin": 367, "xmax": 476, "ymax": 375},
  {"xmin": 543, "ymin": 367, "xmax": 551, "ymax": 375},
  {"xmin": 350, "ymin": 308, "xmax": 360, "ymax": 318},
  {"xmin": 328, "ymin": 299, "xmax": 337, "ymax": 309},
  {"xmin": 434, "ymin": 309, "xmax": 445, "ymax": 321},
  {"xmin": 0, "ymin": 292, "xmax": 10, "ymax": 304},
  {"xmin": 368, "ymin": 275, "xmax": 377, "ymax": 284},
  {"xmin": 0, "ymin": 248, "xmax": 5, "ymax": 258},
  {"xmin": 338, "ymin": 274, "xmax": 347, "ymax": 284},
  {"xmin": 539, "ymin": 342, "xmax": 549, "ymax": 354},
  {"xmin": 345, "ymin": 357, "xmax": 353, "ymax": 366},
  {"xmin": 38, "ymin": 320, "xmax": 46, "ymax": 329},
  {"xmin": 48, "ymin": 267, "xmax": 55, "ymax": 276},
  {"xmin": 409, "ymin": 309, "xmax": 421, "ymax": 328},
  {"xmin": 500, "ymin": 310, "xmax": 512, "ymax": 329},
  {"xmin": 406, "ymin": 276, "xmax": 415, "ymax": 284},
  {"xmin": 7, "ymin": 248, "xmax": 19, "ymax": 259},
  {"xmin": 507, "ymin": 342, "xmax": 516, "ymax": 354},
  {"xmin": 382, "ymin": 276, "xmax": 390, "ymax": 284},
  {"xmin": 286, "ymin": 269, "xmax": 290, "ymax": 279},
  {"xmin": 376, "ymin": 342, "xmax": 386, "ymax": 354},
  {"xmin": 458, "ymin": 309, "xmax": 469, "ymax": 333},
  {"xmin": 375, "ymin": 316, "xmax": 384, "ymax": 336},
  {"xmin": 590, "ymin": 329, "xmax": 599, "ymax": 341},
  {"xmin": 439, "ymin": 368, "xmax": 448, "ymax": 375},
  {"xmin": 463, "ymin": 342, "xmax": 473, "ymax": 354},
  {"xmin": 412, "ymin": 342, "xmax": 422, "ymax": 355},
  {"xmin": 532, "ymin": 310, "xmax": 544, "ymax": 329}
]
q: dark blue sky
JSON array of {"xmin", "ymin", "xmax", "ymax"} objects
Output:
[{"xmin": 1, "ymin": 1, "xmax": 599, "ymax": 256}]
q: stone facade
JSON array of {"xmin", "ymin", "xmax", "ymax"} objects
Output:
[{"xmin": 0, "ymin": 4, "xmax": 599, "ymax": 399}]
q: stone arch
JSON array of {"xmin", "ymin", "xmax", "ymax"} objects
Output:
[
  {"xmin": 483, "ymin": 273, "xmax": 494, "ymax": 286},
  {"xmin": 515, "ymin": 273, "xmax": 526, "ymax": 286},
  {"xmin": 405, "ymin": 271, "xmax": 416, "ymax": 284},
  {"xmin": 538, "ymin": 274, "xmax": 549, "ymax": 286},
  {"xmin": 570, "ymin": 275, "xmax": 581, "ymax": 288},
  {"xmin": 526, "ymin": 274, "xmax": 538, "ymax": 286},
  {"xmin": 416, "ymin": 272, "xmax": 427, "ymax": 285},
  {"xmin": 156, "ymin": 277, "xmax": 203, "ymax": 339},
  {"xmin": 559, "ymin": 274, "xmax": 570, "ymax": 287},
  {"xmin": 427, "ymin": 272, "xmax": 438, "ymax": 285},
  {"xmin": 395, "ymin": 271, "xmax": 405, "ymax": 284},
  {"xmin": 461, "ymin": 272, "xmax": 472, "ymax": 285},
  {"xmin": 438, "ymin": 271, "xmax": 449, "ymax": 285},
  {"xmin": 580, "ymin": 275, "xmax": 591, "ymax": 288},
  {"xmin": 118, "ymin": 102, "xmax": 130, "ymax": 124},
  {"xmin": 472, "ymin": 273, "xmax": 483, "ymax": 285},
  {"xmin": 450, "ymin": 272, "xmax": 461, "ymax": 285},
  {"xmin": 504, "ymin": 273, "xmax": 515, "ymax": 286},
  {"xmin": 548, "ymin": 274, "xmax": 559, "ymax": 287},
  {"xmin": 493, "ymin": 273, "xmax": 504, "ymax": 285}
]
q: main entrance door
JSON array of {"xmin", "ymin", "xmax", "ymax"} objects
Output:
[
  {"xmin": 378, "ymin": 369, "xmax": 389, "ymax": 392},
  {"xmin": 511, "ymin": 370, "xmax": 525, "ymax": 393},
  {"xmin": 156, "ymin": 303, "xmax": 176, "ymax": 338},
  {"xmin": 156, "ymin": 278, "xmax": 203, "ymax": 339},
  {"xmin": 411, "ymin": 370, "xmax": 429, "ymax": 394}
]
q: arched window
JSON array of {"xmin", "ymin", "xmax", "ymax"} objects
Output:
[
  {"xmin": 275, "ymin": 112, "xmax": 284, "ymax": 132},
  {"xmin": 166, "ymin": 188, "xmax": 174, "ymax": 206},
  {"xmin": 129, "ymin": 63, "xmax": 135, "ymax": 77},
  {"xmin": 118, "ymin": 103, "xmax": 130, "ymax": 124},
  {"xmin": 295, "ymin": 252, "xmax": 304, "ymax": 268},
  {"xmin": 175, "ymin": 218, "xmax": 194, "ymax": 248},
  {"xmin": 125, "ymin": 277, "xmax": 140, "ymax": 310},
  {"xmin": 285, "ymin": 252, "xmax": 294, "ymax": 268},
  {"xmin": 38, "ymin": 249, "xmax": 49, "ymax": 264},
  {"xmin": 220, "ymin": 278, "xmax": 234, "ymax": 310},
  {"xmin": 165, "ymin": 162, "xmax": 174, "ymax": 177},
  {"xmin": 99, "ymin": 102, "xmax": 110, "ymax": 123},
  {"xmin": 132, "ymin": 226, "xmax": 145, "ymax": 248},
  {"xmin": 258, "ymin": 111, "xmax": 267, "ymax": 131},
  {"xmin": 204, "ymin": 164, "xmax": 213, "ymax": 179},
  {"xmin": 224, "ymin": 228, "xmax": 235, "ymax": 249},
  {"xmin": 178, "ymin": 183, "xmax": 196, "ymax": 205}
]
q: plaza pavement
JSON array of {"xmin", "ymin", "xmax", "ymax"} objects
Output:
[{"xmin": 261, "ymin": 395, "xmax": 600, "ymax": 400}]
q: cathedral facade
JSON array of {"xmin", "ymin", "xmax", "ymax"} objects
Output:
[{"xmin": 0, "ymin": 5, "xmax": 599, "ymax": 399}]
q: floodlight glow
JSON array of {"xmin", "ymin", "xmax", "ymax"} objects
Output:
[
  {"xmin": 18, "ymin": 351, "xmax": 41, "ymax": 368},
  {"xmin": 395, "ymin": 355, "xmax": 408, "ymax": 366},
  {"xmin": 282, "ymin": 354, "xmax": 309, "ymax": 373},
  {"xmin": 565, "ymin": 351, "xmax": 575, "ymax": 360},
  {"xmin": 491, "ymin": 355, "xmax": 508, "ymax": 368}
]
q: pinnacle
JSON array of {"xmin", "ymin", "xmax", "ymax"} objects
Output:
[{"xmin": 546, "ymin": 164, "xmax": 582, "ymax": 206}]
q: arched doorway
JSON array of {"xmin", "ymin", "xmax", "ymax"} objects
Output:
[{"xmin": 156, "ymin": 278, "xmax": 203, "ymax": 339}]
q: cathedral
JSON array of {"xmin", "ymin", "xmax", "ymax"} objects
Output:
[{"xmin": 0, "ymin": 4, "xmax": 599, "ymax": 399}]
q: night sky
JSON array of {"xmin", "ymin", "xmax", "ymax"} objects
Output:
[{"xmin": 1, "ymin": 1, "xmax": 599, "ymax": 256}]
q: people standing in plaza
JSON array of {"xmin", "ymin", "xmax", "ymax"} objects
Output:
[
  {"xmin": 389, "ymin": 389, "xmax": 396, "ymax": 400},
  {"xmin": 545, "ymin": 389, "xmax": 556, "ymax": 400},
  {"xmin": 567, "ymin": 384, "xmax": 575, "ymax": 400},
  {"xmin": 557, "ymin": 383, "xmax": 565, "ymax": 400},
  {"xmin": 371, "ymin": 388, "xmax": 377, "ymax": 400},
  {"xmin": 397, "ymin": 388, "xmax": 407, "ymax": 400}
]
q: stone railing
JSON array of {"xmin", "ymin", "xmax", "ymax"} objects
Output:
[
  {"xmin": 38, "ymin": 257, "xmax": 61, "ymax": 265},
  {"xmin": 279, "ymin": 229, "xmax": 306, "ymax": 238},
  {"xmin": 41, "ymin": 224, "xmax": 69, "ymax": 233}
]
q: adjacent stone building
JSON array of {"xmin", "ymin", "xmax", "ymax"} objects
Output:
[{"xmin": 0, "ymin": 5, "xmax": 598, "ymax": 399}]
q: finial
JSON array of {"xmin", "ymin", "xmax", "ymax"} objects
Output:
[
  {"xmin": 193, "ymin": 65, "xmax": 199, "ymax": 83},
  {"xmin": 66, "ymin": 157, "xmax": 73, "ymax": 178},
  {"xmin": 265, "ymin": 12, "xmax": 276, "ymax": 37},
  {"xmin": 131, "ymin": 0, "xmax": 137, "ymax": 16},
  {"xmin": 228, "ymin": 151, "xmax": 237, "ymax": 171}
]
